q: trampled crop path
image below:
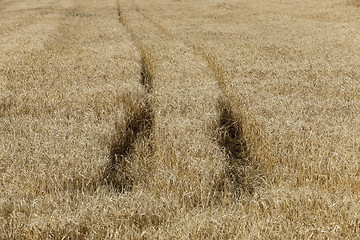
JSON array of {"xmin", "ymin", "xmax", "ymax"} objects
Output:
[{"xmin": 111, "ymin": 0, "xmax": 254, "ymax": 205}]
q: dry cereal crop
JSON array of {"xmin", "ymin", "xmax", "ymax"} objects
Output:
[{"xmin": 1, "ymin": 0, "xmax": 360, "ymax": 238}]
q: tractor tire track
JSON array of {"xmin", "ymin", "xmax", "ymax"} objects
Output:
[
  {"xmin": 104, "ymin": 41, "xmax": 153, "ymax": 192},
  {"xmin": 124, "ymin": 0, "xmax": 257, "ymax": 196},
  {"xmin": 105, "ymin": 0, "xmax": 157, "ymax": 193},
  {"xmin": 117, "ymin": 0, "xmax": 248, "ymax": 206}
]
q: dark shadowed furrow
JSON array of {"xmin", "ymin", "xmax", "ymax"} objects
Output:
[
  {"xmin": 217, "ymin": 101, "xmax": 255, "ymax": 197},
  {"xmin": 104, "ymin": 59, "xmax": 153, "ymax": 192},
  {"xmin": 103, "ymin": 4, "xmax": 154, "ymax": 193}
]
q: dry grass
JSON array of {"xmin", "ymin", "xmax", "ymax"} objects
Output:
[{"xmin": 1, "ymin": 0, "xmax": 360, "ymax": 238}]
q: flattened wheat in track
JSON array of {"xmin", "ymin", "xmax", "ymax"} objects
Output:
[{"xmin": 118, "ymin": 0, "xmax": 234, "ymax": 207}]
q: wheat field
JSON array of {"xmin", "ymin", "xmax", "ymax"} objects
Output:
[{"xmin": 1, "ymin": 0, "xmax": 360, "ymax": 238}]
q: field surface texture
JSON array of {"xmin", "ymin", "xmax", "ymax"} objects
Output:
[{"xmin": 1, "ymin": 0, "xmax": 360, "ymax": 238}]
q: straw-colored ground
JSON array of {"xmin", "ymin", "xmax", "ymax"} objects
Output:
[{"xmin": 1, "ymin": 0, "xmax": 360, "ymax": 238}]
